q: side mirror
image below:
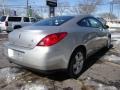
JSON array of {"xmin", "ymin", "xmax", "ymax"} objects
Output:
[{"xmin": 104, "ymin": 25, "xmax": 109, "ymax": 29}]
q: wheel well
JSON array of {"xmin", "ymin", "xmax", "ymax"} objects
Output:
[
  {"xmin": 14, "ymin": 25, "xmax": 22, "ymax": 29},
  {"xmin": 68, "ymin": 45, "xmax": 87, "ymax": 69},
  {"xmin": 73, "ymin": 45, "xmax": 87, "ymax": 59}
]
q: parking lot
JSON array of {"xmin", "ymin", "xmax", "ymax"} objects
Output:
[
  {"xmin": 1, "ymin": 0, "xmax": 120, "ymax": 89},
  {"xmin": 0, "ymin": 29, "xmax": 119, "ymax": 90}
]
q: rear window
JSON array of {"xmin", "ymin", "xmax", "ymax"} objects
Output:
[
  {"xmin": 33, "ymin": 16, "xmax": 74, "ymax": 26},
  {"xmin": 0, "ymin": 16, "xmax": 6, "ymax": 22},
  {"xmin": 8, "ymin": 17, "xmax": 21, "ymax": 22}
]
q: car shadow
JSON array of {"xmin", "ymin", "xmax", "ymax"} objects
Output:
[
  {"xmin": 32, "ymin": 46, "xmax": 112, "ymax": 81},
  {"xmin": 81, "ymin": 47, "xmax": 110, "ymax": 74}
]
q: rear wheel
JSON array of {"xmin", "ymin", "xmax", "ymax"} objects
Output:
[{"xmin": 68, "ymin": 49, "xmax": 85, "ymax": 78}]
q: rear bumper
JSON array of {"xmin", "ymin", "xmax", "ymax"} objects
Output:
[
  {"xmin": 3, "ymin": 42, "xmax": 69, "ymax": 70},
  {"xmin": 0, "ymin": 26, "xmax": 7, "ymax": 31},
  {"xmin": 0, "ymin": 26, "xmax": 13, "ymax": 32}
]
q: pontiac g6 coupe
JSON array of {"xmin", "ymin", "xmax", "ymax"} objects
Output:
[{"xmin": 3, "ymin": 15, "xmax": 111, "ymax": 78}]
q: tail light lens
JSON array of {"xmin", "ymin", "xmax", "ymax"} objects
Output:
[
  {"xmin": 5, "ymin": 21, "xmax": 8, "ymax": 26},
  {"xmin": 37, "ymin": 32, "xmax": 67, "ymax": 46}
]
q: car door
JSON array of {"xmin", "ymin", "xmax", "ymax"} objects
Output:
[
  {"xmin": 88, "ymin": 17, "xmax": 107, "ymax": 50},
  {"xmin": 78, "ymin": 18, "xmax": 99, "ymax": 55}
]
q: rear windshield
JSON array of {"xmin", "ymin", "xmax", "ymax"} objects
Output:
[
  {"xmin": 0, "ymin": 16, "xmax": 6, "ymax": 22},
  {"xmin": 33, "ymin": 16, "xmax": 74, "ymax": 26},
  {"xmin": 8, "ymin": 17, "xmax": 21, "ymax": 22}
]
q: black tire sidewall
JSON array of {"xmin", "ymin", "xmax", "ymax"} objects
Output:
[
  {"xmin": 68, "ymin": 49, "xmax": 84, "ymax": 79},
  {"xmin": 14, "ymin": 25, "xmax": 21, "ymax": 29},
  {"xmin": 107, "ymin": 36, "xmax": 111, "ymax": 49}
]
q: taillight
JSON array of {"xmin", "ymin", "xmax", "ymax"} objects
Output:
[
  {"xmin": 37, "ymin": 32, "xmax": 67, "ymax": 46},
  {"xmin": 5, "ymin": 21, "xmax": 8, "ymax": 26}
]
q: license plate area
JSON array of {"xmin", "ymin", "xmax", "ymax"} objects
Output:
[
  {"xmin": 8, "ymin": 49, "xmax": 14, "ymax": 57},
  {"xmin": 8, "ymin": 49, "xmax": 24, "ymax": 58}
]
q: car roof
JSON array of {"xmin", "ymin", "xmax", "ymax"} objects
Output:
[{"xmin": 52, "ymin": 15, "xmax": 93, "ymax": 20}]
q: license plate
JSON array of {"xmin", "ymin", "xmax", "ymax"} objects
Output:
[{"xmin": 8, "ymin": 49, "xmax": 14, "ymax": 57}]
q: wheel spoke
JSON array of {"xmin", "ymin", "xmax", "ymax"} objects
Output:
[
  {"xmin": 73, "ymin": 64, "xmax": 77, "ymax": 69},
  {"xmin": 75, "ymin": 66, "xmax": 80, "ymax": 74},
  {"xmin": 75, "ymin": 53, "xmax": 82, "ymax": 61},
  {"xmin": 73, "ymin": 52, "xmax": 84, "ymax": 75}
]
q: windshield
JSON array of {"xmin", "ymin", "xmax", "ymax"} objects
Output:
[
  {"xmin": 33, "ymin": 16, "xmax": 74, "ymax": 26},
  {"xmin": 0, "ymin": 16, "xmax": 6, "ymax": 22}
]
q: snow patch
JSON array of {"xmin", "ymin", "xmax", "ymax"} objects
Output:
[
  {"xmin": 0, "ymin": 67, "xmax": 25, "ymax": 84},
  {"xmin": 111, "ymin": 33, "xmax": 120, "ymax": 50},
  {"xmin": 112, "ymin": 34, "xmax": 120, "ymax": 42},
  {"xmin": 21, "ymin": 84, "xmax": 48, "ymax": 90},
  {"xmin": 104, "ymin": 55, "xmax": 120, "ymax": 62},
  {"xmin": 109, "ymin": 28, "xmax": 118, "ymax": 32},
  {"xmin": 84, "ymin": 77, "xmax": 117, "ymax": 90}
]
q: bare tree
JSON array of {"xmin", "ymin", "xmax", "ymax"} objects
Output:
[
  {"xmin": 56, "ymin": 1, "xmax": 70, "ymax": 16},
  {"xmin": 35, "ymin": 6, "xmax": 48, "ymax": 18},
  {"xmin": 77, "ymin": 0, "xmax": 101, "ymax": 14},
  {"xmin": 99, "ymin": 12, "xmax": 117, "ymax": 20}
]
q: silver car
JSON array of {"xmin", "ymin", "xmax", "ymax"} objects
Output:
[{"xmin": 3, "ymin": 15, "xmax": 111, "ymax": 78}]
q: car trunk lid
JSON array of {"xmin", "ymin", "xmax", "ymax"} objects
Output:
[{"xmin": 8, "ymin": 26, "xmax": 60, "ymax": 49}]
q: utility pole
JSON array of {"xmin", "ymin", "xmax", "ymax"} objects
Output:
[
  {"xmin": 2, "ymin": 0, "xmax": 5, "ymax": 15},
  {"xmin": 110, "ymin": 0, "xmax": 113, "ymax": 20},
  {"xmin": 27, "ymin": 0, "xmax": 29, "ymax": 16}
]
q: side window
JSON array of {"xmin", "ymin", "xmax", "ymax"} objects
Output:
[
  {"xmin": 24, "ymin": 17, "xmax": 30, "ymax": 22},
  {"xmin": 78, "ymin": 19, "xmax": 90, "ymax": 27},
  {"xmin": 88, "ymin": 18, "xmax": 103, "ymax": 28}
]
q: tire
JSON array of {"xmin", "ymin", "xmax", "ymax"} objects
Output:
[
  {"xmin": 68, "ymin": 49, "xmax": 85, "ymax": 79},
  {"xmin": 14, "ymin": 25, "xmax": 21, "ymax": 29},
  {"xmin": 7, "ymin": 31, "xmax": 11, "ymax": 33},
  {"xmin": 106, "ymin": 36, "xmax": 111, "ymax": 49}
]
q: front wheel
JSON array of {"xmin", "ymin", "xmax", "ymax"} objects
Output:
[
  {"xmin": 106, "ymin": 36, "xmax": 111, "ymax": 49},
  {"xmin": 68, "ymin": 49, "xmax": 85, "ymax": 79}
]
